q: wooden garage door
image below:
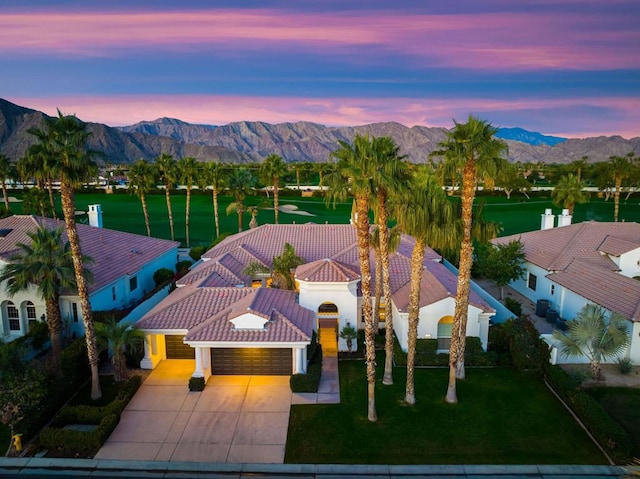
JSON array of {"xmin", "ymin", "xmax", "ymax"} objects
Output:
[
  {"xmin": 165, "ymin": 335, "xmax": 195, "ymax": 359},
  {"xmin": 211, "ymin": 348, "xmax": 292, "ymax": 375}
]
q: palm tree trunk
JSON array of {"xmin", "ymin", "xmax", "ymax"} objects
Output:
[
  {"xmin": 452, "ymin": 161, "xmax": 477, "ymax": 382},
  {"xmin": 60, "ymin": 182, "xmax": 102, "ymax": 400},
  {"xmin": 47, "ymin": 178, "xmax": 55, "ymax": 216},
  {"xmin": 237, "ymin": 210, "xmax": 243, "ymax": 232},
  {"xmin": 165, "ymin": 183, "xmax": 175, "ymax": 241},
  {"xmin": 212, "ymin": 187, "xmax": 220, "ymax": 237},
  {"xmin": 185, "ymin": 187, "xmax": 191, "ymax": 247},
  {"xmin": 590, "ymin": 359, "xmax": 601, "ymax": 380},
  {"xmin": 1, "ymin": 183, "xmax": 9, "ymax": 212},
  {"xmin": 378, "ymin": 198, "xmax": 394, "ymax": 386},
  {"xmin": 45, "ymin": 295, "xmax": 62, "ymax": 373},
  {"xmin": 373, "ymin": 251, "xmax": 381, "ymax": 331},
  {"xmin": 355, "ymin": 194, "xmax": 376, "ymax": 421},
  {"xmin": 405, "ymin": 238, "xmax": 425, "ymax": 405},
  {"xmin": 274, "ymin": 177, "xmax": 280, "ymax": 224},
  {"xmin": 141, "ymin": 192, "xmax": 151, "ymax": 237},
  {"xmin": 614, "ymin": 176, "xmax": 621, "ymax": 222},
  {"xmin": 114, "ymin": 351, "xmax": 127, "ymax": 382}
]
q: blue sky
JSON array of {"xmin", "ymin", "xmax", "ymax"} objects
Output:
[{"xmin": 1, "ymin": 1, "xmax": 639, "ymax": 138}]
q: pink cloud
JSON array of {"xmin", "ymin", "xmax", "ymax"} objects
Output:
[
  {"xmin": 8, "ymin": 94, "xmax": 639, "ymax": 139},
  {"xmin": 1, "ymin": 9, "xmax": 637, "ymax": 71}
]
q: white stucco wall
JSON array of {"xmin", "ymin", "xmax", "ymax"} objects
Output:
[
  {"xmin": 509, "ymin": 262, "xmax": 560, "ymax": 311},
  {"xmin": 297, "ymin": 279, "xmax": 358, "ymax": 352},
  {"xmin": 616, "ymin": 247, "xmax": 640, "ymax": 278},
  {"xmin": 0, "ymin": 277, "xmax": 46, "ymax": 339}
]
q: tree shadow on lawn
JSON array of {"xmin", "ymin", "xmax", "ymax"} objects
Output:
[{"xmin": 285, "ymin": 361, "xmax": 606, "ymax": 465}]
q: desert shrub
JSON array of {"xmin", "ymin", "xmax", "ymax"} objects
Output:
[
  {"xmin": 616, "ymin": 357, "xmax": 633, "ymax": 375},
  {"xmin": 153, "ymin": 267, "xmax": 174, "ymax": 286},
  {"xmin": 188, "ymin": 377, "xmax": 205, "ymax": 392},
  {"xmin": 504, "ymin": 297, "xmax": 522, "ymax": 317}
]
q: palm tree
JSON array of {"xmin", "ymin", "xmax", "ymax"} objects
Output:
[
  {"xmin": 203, "ymin": 161, "xmax": 226, "ymax": 238},
  {"xmin": 271, "ymin": 242, "xmax": 305, "ymax": 290},
  {"xmin": 28, "ymin": 111, "xmax": 102, "ymax": 400},
  {"xmin": 0, "ymin": 154, "xmax": 12, "ymax": 213},
  {"xmin": 325, "ymin": 133, "xmax": 379, "ymax": 422},
  {"xmin": 128, "ymin": 159, "xmax": 157, "ymax": 237},
  {"xmin": 607, "ymin": 154, "xmax": 635, "ymax": 222},
  {"xmin": 0, "ymin": 226, "xmax": 79, "ymax": 373},
  {"xmin": 156, "ymin": 153, "xmax": 177, "ymax": 241},
  {"xmin": 431, "ymin": 114, "xmax": 507, "ymax": 404},
  {"xmin": 260, "ymin": 154, "xmax": 287, "ymax": 224},
  {"xmin": 226, "ymin": 167, "xmax": 256, "ymax": 233},
  {"xmin": 553, "ymin": 304, "xmax": 630, "ymax": 379},
  {"xmin": 551, "ymin": 174, "xmax": 589, "ymax": 215},
  {"xmin": 395, "ymin": 175, "xmax": 458, "ymax": 405},
  {"xmin": 569, "ymin": 156, "xmax": 589, "ymax": 182},
  {"xmin": 370, "ymin": 225, "xmax": 400, "ymax": 331},
  {"xmin": 18, "ymin": 148, "xmax": 55, "ymax": 217},
  {"xmin": 95, "ymin": 318, "xmax": 145, "ymax": 382},
  {"xmin": 177, "ymin": 157, "xmax": 200, "ymax": 247}
]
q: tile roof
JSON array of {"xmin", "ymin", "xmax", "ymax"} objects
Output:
[
  {"xmin": 548, "ymin": 259, "xmax": 640, "ymax": 322},
  {"xmin": 598, "ymin": 236, "xmax": 640, "ymax": 257},
  {"xmin": 0, "ymin": 215, "xmax": 179, "ymax": 294},
  {"xmin": 296, "ymin": 258, "xmax": 360, "ymax": 283},
  {"xmin": 493, "ymin": 221, "xmax": 640, "ymax": 272},
  {"xmin": 185, "ymin": 288, "xmax": 314, "ymax": 343}
]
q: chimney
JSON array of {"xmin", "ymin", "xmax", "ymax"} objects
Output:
[
  {"xmin": 541, "ymin": 208, "xmax": 555, "ymax": 230},
  {"xmin": 557, "ymin": 209, "xmax": 572, "ymax": 227},
  {"xmin": 88, "ymin": 204, "xmax": 103, "ymax": 228}
]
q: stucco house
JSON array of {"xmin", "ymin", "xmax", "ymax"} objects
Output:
[
  {"xmin": 493, "ymin": 209, "xmax": 640, "ymax": 365},
  {"xmin": 136, "ymin": 223, "xmax": 494, "ymax": 380},
  {"xmin": 0, "ymin": 211, "xmax": 179, "ymax": 341}
]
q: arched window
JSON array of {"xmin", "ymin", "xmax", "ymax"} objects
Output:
[
  {"xmin": 23, "ymin": 301, "xmax": 37, "ymax": 331},
  {"xmin": 318, "ymin": 302, "xmax": 338, "ymax": 315},
  {"xmin": 437, "ymin": 315, "xmax": 454, "ymax": 350},
  {"xmin": 6, "ymin": 301, "xmax": 19, "ymax": 331}
]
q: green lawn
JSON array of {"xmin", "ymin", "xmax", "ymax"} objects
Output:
[
  {"xmin": 588, "ymin": 387, "xmax": 640, "ymax": 458},
  {"xmin": 285, "ymin": 361, "xmax": 606, "ymax": 464}
]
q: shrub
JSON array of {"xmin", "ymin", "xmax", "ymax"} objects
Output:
[
  {"xmin": 504, "ymin": 318, "xmax": 549, "ymax": 374},
  {"xmin": 504, "ymin": 297, "xmax": 522, "ymax": 317},
  {"xmin": 189, "ymin": 245, "xmax": 207, "ymax": 261},
  {"xmin": 40, "ymin": 414, "xmax": 119, "ymax": 454},
  {"xmin": 188, "ymin": 376, "xmax": 205, "ymax": 392},
  {"xmin": 290, "ymin": 341, "xmax": 323, "ymax": 393},
  {"xmin": 176, "ymin": 260, "xmax": 192, "ymax": 272},
  {"xmin": 153, "ymin": 267, "xmax": 174, "ymax": 286},
  {"xmin": 616, "ymin": 357, "xmax": 633, "ymax": 375}
]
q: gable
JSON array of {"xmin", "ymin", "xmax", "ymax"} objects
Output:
[{"xmin": 230, "ymin": 312, "xmax": 269, "ymax": 330}]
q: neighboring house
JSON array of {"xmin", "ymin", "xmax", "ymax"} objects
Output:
[
  {"xmin": 136, "ymin": 223, "xmax": 494, "ymax": 380},
  {"xmin": 493, "ymin": 209, "xmax": 640, "ymax": 365},
  {"xmin": 0, "ymin": 210, "xmax": 179, "ymax": 341}
]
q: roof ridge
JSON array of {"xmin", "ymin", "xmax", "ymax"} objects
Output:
[{"xmin": 273, "ymin": 308, "xmax": 312, "ymax": 341}]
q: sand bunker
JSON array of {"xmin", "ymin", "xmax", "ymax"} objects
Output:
[
  {"xmin": 8, "ymin": 196, "xmax": 22, "ymax": 203},
  {"xmin": 278, "ymin": 204, "xmax": 315, "ymax": 216}
]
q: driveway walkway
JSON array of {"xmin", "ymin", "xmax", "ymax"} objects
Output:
[{"xmin": 95, "ymin": 360, "xmax": 293, "ymax": 463}]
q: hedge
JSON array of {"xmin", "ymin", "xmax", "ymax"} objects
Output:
[
  {"xmin": 394, "ymin": 336, "xmax": 496, "ymax": 367},
  {"xmin": 290, "ymin": 339, "xmax": 323, "ymax": 393}
]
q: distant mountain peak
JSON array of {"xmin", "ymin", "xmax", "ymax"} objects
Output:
[{"xmin": 496, "ymin": 127, "xmax": 566, "ymax": 146}]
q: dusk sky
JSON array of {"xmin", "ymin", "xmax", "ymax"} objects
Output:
[{"xmin": 2, "ymin": 1, "xmax": 639, "ymax": 138}]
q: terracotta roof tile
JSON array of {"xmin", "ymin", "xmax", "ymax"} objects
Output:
[
  {"xmin": 0, "ymin": 215, "xmax": 179, "ymax": 294},
  {"xmin": 598, "ymin": 236, "xmax": 640, "ymax": 257},
  {"xmin": 296, "ymin": 258, "xmax": 360, "ymax": 283}
]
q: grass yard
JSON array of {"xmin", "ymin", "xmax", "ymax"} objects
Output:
[
  {"xmin": 588, "ymin": 387, "xmax": 640, "ymax": 459},
  {"xmin": 285, "ymin": 360, "xmax": 606, "ymax": 465}
]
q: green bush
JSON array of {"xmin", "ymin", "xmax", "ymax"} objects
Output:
[
  {"xmin": 416, "ymin": 339, "xmax": 438, "ymax": 356},
  {"xmin": 40, "ymin": 414, "xmax": 119, "ymax": 454},
  {"xmin": 616, "ymin": 357, "xmax": 633, "ymax": 375},
  {"xmin": 153, "ymin": 267, "xmax": 174, "ymax": 286},
  {"xmin": 189, "ymin": 245, "xmax": 207, "ymax": 261},
  {"xmin": 500, "ymin": 318, "xmax": 549, "ymax": 374},
  {"xmin": 504, "ymin": 297, "xmax": 522, "ymax": 317},
  {"xmin": 188, "ymin": 376, "xmax": 205, "ymax": 392},
  {"xmin": 176, "ymin": 260, "xmax": 192, "ymax": 272},
  {"xmin": 290, "ymin": 342, "xmax": 323, "ymax": 393}
]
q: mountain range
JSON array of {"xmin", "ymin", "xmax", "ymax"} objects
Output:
[{"xmin": 1, "ymin": 98, "xmax": 638, "ymax": 165}]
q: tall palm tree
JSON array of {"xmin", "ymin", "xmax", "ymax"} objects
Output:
[
  {"xmin": 553, "ymin": 304, "xmax": 630, "ymax": 379},
  {"xmin": 203, "ymin": 161, "xmax": 226, "ymax": 238},
  {"xmin": 128, "ymin": 159, "xmax": 157, "ymax": 237},
  {"xmin": 551, "ymin": 174, "xmax": 589, "ymax": 215},
  {"xmin": 18, "ymin": 148, "xmax": 55, "ymax": 217},
  {"xmin": 395, "ymin": 175, "xmax": 458, "ymax": 405},
  {"xmin": 569, "ymin": 156, "xmax": 589, "ymax": 182},
  {"xmin": 156, "ymin": 153, "xmax": 177, "ymax": 241},
  {"xmin": 0, "ymin": 226, "xmax": 79, "ymax": 373},
  {"xmin": 260, "ymin": 154, "xmax": 287, "ymax": 224},
  {"xmin": 28, "ymin": 111, "xmax": 102, "ymax": 400},
  {"xmin": 369, "ymin": 136, "xmax": 408, "ymax": 386},
  {"xmin": 431, "ymin": 115, "xmax": 507, "ymax": 404},
  {"xmin": 226, "ymin": 167, "xmax": 256, "ymax": 233},
  {"xmin": 177, "ymin": 157, "xmax": 200, "ymax": 247},
  {"xmin": 325, "ymin": 133, "xmax": 379, "ymax": 422},
  {"xmin": 607, "ymin": 154, "xmax": 634, "ymax": 222},
  {"xmin": 0, "ymin": 154, "xmax": 12, "ymax": 213},
  {"xmin": 271, "ymin": 242, "xmax": 305, "ymax": 290},
  {"xmin": 95, "ymin": 318, "xmax": 145, "ymax": 382}
]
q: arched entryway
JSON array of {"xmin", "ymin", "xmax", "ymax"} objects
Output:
[
  {"xmin": 437, "ymin": 315, "xmax": 453, "ymax": 351},
  {"xmin": 317, "ymin": 302, "xmax": 338, "ymax": 353}
]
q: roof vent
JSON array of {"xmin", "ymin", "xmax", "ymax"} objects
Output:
[{"xmin": 0, "ymin": 228, "xmax": 13, "ymax": 238}]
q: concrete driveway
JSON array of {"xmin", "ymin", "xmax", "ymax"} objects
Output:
[{"xmin": 95, "ymin": 360, "xmax": 293, "ymax": 463}]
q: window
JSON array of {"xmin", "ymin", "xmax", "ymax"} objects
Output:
[
  {"xmin": 550, "ymin": 284, "xmax": 555, "ymax": 295},
  {"xmin": 527, "ymin": 273, "xmax": 537, "ymax": 291},
  {"xmin": 251, "ymin": 279, "xmax": 263, "ymax": 288},
  {"xmin": 112, "ymin": 286, "xmax": 116, "ymax": 301},
  {"xmin": 318, "ymin": 303, "xmax": 338, "ymax": 315},
  {"xmin": 437, "ymin": 316, "xmax": 453, "ymax": 350},
  {"xmin": 129, "ymin": 276, "xmax": 138, "ymax": 291},
  {"xmin": 25, "ymin": 301, "xmax": 37, "ymax": 330},
  {"xmin": 72, "ymin": 303, "xmax": 79, "ymax": 323},
  {"xmin": 7, "ymin": 301, "xmax": 19, "ymax": 331}
]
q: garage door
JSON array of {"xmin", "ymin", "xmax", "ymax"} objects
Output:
[
  {"xmin": 211, "ymin": 348, "xmax": 292, "ymax": 375},
  {"xmin": 165, "ymin": 335, "xmax": 195, "ymax": 359}
]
